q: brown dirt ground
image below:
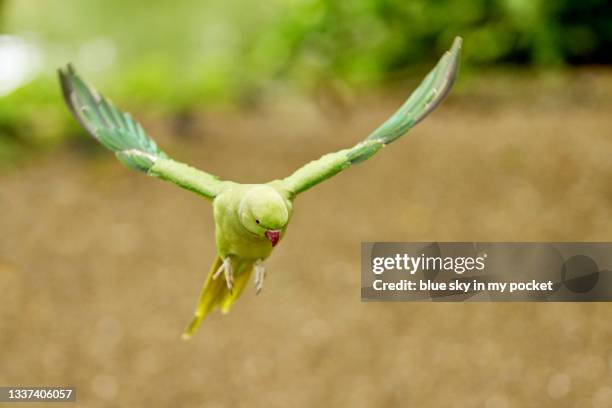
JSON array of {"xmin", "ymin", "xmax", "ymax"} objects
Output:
[{"xmin": 2, "ymin": 70, "xmax": 612, "ymax": 407}]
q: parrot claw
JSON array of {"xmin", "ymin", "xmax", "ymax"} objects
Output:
[
  {"xmin": 213, "ymin": 257, "xmax": 234, "ymax": 292},
  {"xmin": 254, "ymin": 260, "xmax": 266, "ymax": 294}
]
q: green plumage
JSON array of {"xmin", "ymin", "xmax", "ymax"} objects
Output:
[{"xmin": 58, "ymin": 37, "xmax": 462, "ymax": 338}]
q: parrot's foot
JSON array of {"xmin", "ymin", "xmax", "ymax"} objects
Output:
[
  {"xmin": 254, "ymin": 259, "xmax": 266, "ymax": 294},
  {"xmin": 213, "ymin": 257, "xmax": 234, "ymax": 292}
]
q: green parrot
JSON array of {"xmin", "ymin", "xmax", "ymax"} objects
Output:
[{"xmin": 59, "ymin": 37, "xmax": 461, "ymax": 338}]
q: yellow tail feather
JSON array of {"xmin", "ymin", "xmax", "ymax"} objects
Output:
[
  {"xmin": 220, "ymin": 268, "xmax": 252, "ymax": 314},
  {"xmin": 181, "ymin": 257, "xmax": 253, "ymax": 339}
]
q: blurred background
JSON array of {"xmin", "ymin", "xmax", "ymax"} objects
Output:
[{"xmin": 1, "ymin": 0, "xmax": 612, "ymax": 407}]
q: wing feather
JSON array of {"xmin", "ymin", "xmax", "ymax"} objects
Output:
[
  {"xmin": 278, "ymin": 37, "xmax": 462, "ymax": 197},
  {"xmin": 59, "ymin": 65, "xmax": 227, "ymax": 199}
]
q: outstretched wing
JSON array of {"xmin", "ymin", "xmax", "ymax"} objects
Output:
[
  {"xmin": 277, "ymin": 37, "xmax": 462, "ymax": 197},
  {"xmin": 58, "ymin": 65, "xmax": 228, "ymax": 200}
]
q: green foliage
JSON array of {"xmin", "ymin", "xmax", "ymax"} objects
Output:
[{"xmin": 0, "ymin": 0, "xmax": 610, "ymax": 164}]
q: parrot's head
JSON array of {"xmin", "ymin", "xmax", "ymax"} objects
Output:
[{"xmin": 239, "ymin": 186, "xmax": 290, "ymax": 247}]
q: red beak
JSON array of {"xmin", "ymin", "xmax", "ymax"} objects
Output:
[{"xmin": 265, "ymin": 230, "xmax": 281, "ymax": 247}]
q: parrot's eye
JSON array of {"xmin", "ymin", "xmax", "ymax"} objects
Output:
[{"xmin": 255, "ymin": 219, "xmax": 260, "ymax": 224}]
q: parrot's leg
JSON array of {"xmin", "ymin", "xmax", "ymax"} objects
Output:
[
  {"xmin": 213, "ymin": 257, "xmax": 234, "ymax": 292},
  {"xmin": 254, "ymin": 259, "xmax": 266, "ymax": 294}
]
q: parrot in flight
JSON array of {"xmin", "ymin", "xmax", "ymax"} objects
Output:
[{"xmin": 58, "ymin": 37, "xmax": 461, "ymax": 338}]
